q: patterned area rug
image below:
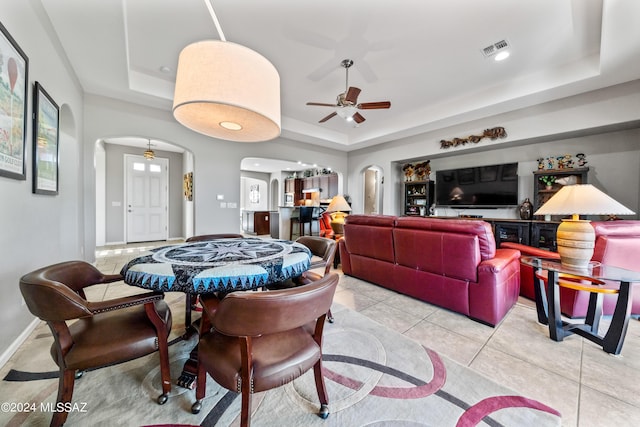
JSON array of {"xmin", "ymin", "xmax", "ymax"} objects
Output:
[{"xmin": 0, "ymin": 303, "xmax": 560, "ymax": 426}]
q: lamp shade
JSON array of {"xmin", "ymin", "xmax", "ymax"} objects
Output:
[
  {"xmin": 534, "ymin": 184, "xmax": 634, "ymax": 268},
  {"xmin": 327, "ymin": 195, "xmax": 352, "ymax": 213},
  {"xmin": 534, "ymin": 184, "xmax": 634, "ymax": 217},
  {"xmin": 173, "ymin": 40, "xmax": 281, "ymax": 142}
]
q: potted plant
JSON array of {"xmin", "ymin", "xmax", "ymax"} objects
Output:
[{"xmin": 539, "ymin": 175, "xmax": 556, "ymax": 190}]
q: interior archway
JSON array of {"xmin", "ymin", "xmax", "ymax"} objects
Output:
[{"xmin": 362, "ymin": 165, "xmax": 384, "ymax": 215}]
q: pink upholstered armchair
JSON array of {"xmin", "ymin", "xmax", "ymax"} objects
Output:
[{"xmin": 503, "ymin": 220, "xmax": 640, "ymax": 318}]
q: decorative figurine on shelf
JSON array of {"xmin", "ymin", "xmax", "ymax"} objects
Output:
[
  {"xmin": 539, "ymin": 175, "xmax": 556, "ymax": 190},
  {"xmin": 414, "ymin": 160, "xmax": 431, "ymax": 181},
  {"xmin": 546, "ymin": 157, "xmax": 555, "ymax": 169},
  {"xmin": 556, "ymin": 154, "xmax": 574, "ymax": 169},
  {"xmin": 537, "ymin": 158, "xmax": 545, "ymax": 170},
  {"xmin": 519, "ymin": 198, "xmax": 533, "ymax": 220},
  {"xmin": 576, "ymin": 153, "xmax": 588, "ymax": 167},
  {"xmin": 402, "ymin": 163, "xmax": 415, "ymax": 181}
]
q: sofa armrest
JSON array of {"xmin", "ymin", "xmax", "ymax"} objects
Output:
[
  {"xmin": 500, "ymin": 242, "xmax": 560, "ymax": 259},
  {"xmin": 477, "ymin": 248, "xmax": 520, "ymax": 274}
]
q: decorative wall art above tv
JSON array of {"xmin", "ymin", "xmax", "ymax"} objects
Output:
[{"xmin": 435, "ymin": 162, "xmax": 518, "ymax": 208}]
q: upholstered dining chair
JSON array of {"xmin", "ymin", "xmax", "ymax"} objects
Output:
[
  {"xmin": 191, "ymin": 273, "xmax": 339, "ymax": 426},
  {"xmin": 19, "ymin": 261, "xmax": 173, "ymax": 427},
  {"xmin": 267, "ymin": 236, "xmax": 337, "ymax": 321},
  {"xmin": 185, "ymin": 233, "xmax": 244, "ymax": 242}
]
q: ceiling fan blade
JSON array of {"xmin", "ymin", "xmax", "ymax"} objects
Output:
[
  {"xmin": 319, "ymin": 112, "xmax": 337, "ymax": 123},
  {"xmin": 352, "ymin": 112, "xmax": 366, "ymax": 124},
  {"xmin": 307, "ymin": 102, "xmax": 337, "ymax": 107},
  {"xmin": 345, "ymin": 87, "xmax": 361, "ymax": 104},
  {"xmin": 357, "ymin": 101, "xmax": 391, "ymax": 110}
]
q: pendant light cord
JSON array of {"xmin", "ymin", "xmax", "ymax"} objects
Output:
[{"xmin": 204, "ymin": 0, "xmax": 226, "ymax": 41}]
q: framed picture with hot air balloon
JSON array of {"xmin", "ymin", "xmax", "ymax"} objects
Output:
[{"xmin": 0, "ymin": 21, "xmax": 28, "ymax": 180}]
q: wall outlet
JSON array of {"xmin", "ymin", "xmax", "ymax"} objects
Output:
[{"xmin": 220, "ymin": 202, "xmax": 227, "ymax": 208}]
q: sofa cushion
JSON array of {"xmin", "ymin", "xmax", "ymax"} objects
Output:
[
  {"xmin": 395, "ymin": 217, "xmax": 496, "ymax": 260},
  {"xmin": 343, "ymin": 215, "xmax": 397, "ymax": 263},
  {"xmin": 393, "ymin": 227, "xmax": 480, "ymax": 282}
]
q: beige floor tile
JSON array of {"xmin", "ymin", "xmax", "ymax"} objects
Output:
[
  {"xmin": 424, "ymin": 307, "xmax": 496, "ymax": 342},
  {"xmin": 385, "ymin": 292, "xmax": 439, "ymax": 318},
  {"xmin": 580, "ymin": 337, "xmax": 640, "ymax": 407},
  {"xmin": 358, "ymin": 301, "xmax": 424, "ymax": 334},
  {"xmin": 332, "ymin": 288, "xmax": 379, "ymax": 311},
  {"xmin": 470, "ymin": 345, "xmax": 580, "ymax": 427},
  {"xmin": 487, "ymin": 304, "xmax": 583, "ymax": 381},
  {"xmin": 342, "ymin": 279, "xmax": 401, "ymax": 302},
  {"xmin": 403, "ymin": 319, "xmax": 485, "ymax": 366},
  {"xmin": 577, "ymin": 385, "xmax": 640, "ymax": 427}
]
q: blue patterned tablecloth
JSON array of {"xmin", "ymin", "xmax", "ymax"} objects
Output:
[{"xmin": 121, "ymin": 238, "xmax": 311, "ymax": 294}]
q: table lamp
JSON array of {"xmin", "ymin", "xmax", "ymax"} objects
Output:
[
  {"xmin": 534, "ymin": 184, "xmax": 635, "ymax": 269},
  {"xmin": 326, "ymin": 195, "xmax": 352, "ymax": 234}
]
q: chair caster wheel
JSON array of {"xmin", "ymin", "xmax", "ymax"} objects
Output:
[
  {"xmin": 157, "ymin": 394, "xmax": 168, "ymax": 405},
  {"xmin": 328, "ymin": 316, "xmax": 334, "ymax": 323},
  {"xmin": 318, "ymin": 404, "xmax": 329, "ymax": 419},
  {"xmin": 74, "ymin": 370, "xmax": 84, "ymax": 380},
  {"xmin": 191, "ymin": 400, "xmax": 202, "ymax": 414}
]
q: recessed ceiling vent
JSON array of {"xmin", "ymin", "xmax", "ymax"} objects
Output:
[{"xmin": 481, "ymin": 39, "xmax": 510, "ymax": 57}]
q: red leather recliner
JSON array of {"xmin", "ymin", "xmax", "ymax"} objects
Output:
[{"xmin": 502, "ymin": 220, "xmax": 640, "ymax": 318}]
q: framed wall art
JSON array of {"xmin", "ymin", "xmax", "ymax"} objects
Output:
[
  {"xmin": 32, "ymin": 82, "xmax": 59, "ymax": 195},
  {"xmin": 0, "ymin": 21, "xmax": 29, "ymax": 180}
]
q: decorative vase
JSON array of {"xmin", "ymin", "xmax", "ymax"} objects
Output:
[
  {"xmin": 545, "ymin": 185, "xmax": 553, "ymax": 190},
  {"xmin": 519, "ymin": 198, "xmax": 533, "ymax": 220}
]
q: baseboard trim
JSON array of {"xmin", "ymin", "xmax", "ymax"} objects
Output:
[{"xmin": 0, "ymin": 318, "xmax": 40, "ymax": 370}]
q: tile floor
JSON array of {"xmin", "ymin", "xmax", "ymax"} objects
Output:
[{"xmin": 94, "ymin": 241, "xmax": 640, "ymax": 427}]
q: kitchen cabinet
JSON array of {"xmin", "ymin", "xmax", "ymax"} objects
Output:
[{"xmin": 242, "ymin": 211, "xmax": 270, "ymax": 235}]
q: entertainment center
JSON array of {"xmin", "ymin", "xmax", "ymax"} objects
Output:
[{"xmin": 401, "ymin": 160, "xmax": 590, "ymax": 252}]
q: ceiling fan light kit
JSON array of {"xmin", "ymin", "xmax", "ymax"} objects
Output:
[
  {"xmin": 172, "ymin": 1, "xmax": 281, "ymax": 143},
  {"xmin": 307, "ymin": 59, "xmax": 390, "ymax": 125}
]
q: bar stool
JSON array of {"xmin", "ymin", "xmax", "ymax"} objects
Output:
[{"xmin": 290, "ymin": 206, "xmax": 316, "ymax": 240}]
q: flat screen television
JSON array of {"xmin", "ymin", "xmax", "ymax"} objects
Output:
[{"xmin": 435, "ymin": 162, "xmax": 518, "ymax": 208}]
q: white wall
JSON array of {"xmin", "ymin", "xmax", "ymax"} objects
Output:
[
  {"xmin": 346, "ymin": 81, "xmax": 640, "ymax": 220},
  {"xmin": 0, "ymin": 1, "xmax": 85, "ymax": 361},
  {"xmin": 82, "ymin": 95, "xmax": 349, "ymax": 258}
]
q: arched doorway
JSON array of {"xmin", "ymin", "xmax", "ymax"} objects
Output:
[{"xmin": 363, "ymin": 165, "xmax": 384, "ymax": 215}]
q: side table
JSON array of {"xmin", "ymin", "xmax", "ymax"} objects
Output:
[{"xmin": 521, "ymin": 256, "xmax": 640, "ymax": 355}]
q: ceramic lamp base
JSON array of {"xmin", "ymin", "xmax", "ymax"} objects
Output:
[{"xmin": 556, "ymin": 219, "xmax": 595, "ymax": 269}]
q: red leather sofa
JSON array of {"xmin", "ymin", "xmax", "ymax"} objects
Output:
[
  {"xmin": 339, "ymin": 215, "xmax": 521, "ymax": 326},
  {"xmin": 502, "ymin": 220, "xmax": 640, "ymax": 318}
]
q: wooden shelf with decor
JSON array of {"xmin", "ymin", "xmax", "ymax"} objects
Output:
[
  {"xmin": 532, "ymin": 167, "xmax": 589, "ymax": 219},
  {"xmin": 404, "ymin": 180, "xmax": 434, "ymax": 216}
]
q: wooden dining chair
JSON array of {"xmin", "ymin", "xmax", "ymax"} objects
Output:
[
  {"xmin": 19, "ymin": 261, "xmax": 173, "ymax": 427},
  {"xmin": 191, "ymin": 273, "xmax": 339, "ymax": 426}
]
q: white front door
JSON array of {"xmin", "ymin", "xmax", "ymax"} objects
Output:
[{"xmin": 125, "ymin": 155, "xmax": 168, "ymax": 243}]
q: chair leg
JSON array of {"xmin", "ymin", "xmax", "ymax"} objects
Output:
[
  {"xmin": 50, "ymin": 369, "xmax": 75, "ymax": 427},
  {"xmin": 313, "ymin": 360, "xmax": 329, "ymax": 419},
  {"xmin": 327, "ymin": 309, "xmax": 334, "ymax": 323},
  {"xmin": 191, "ymin": 346, "xmax": 208, "ymax": 414},
  {"xmin": 144, "ymin": 302, "xmax": 171, "ymax": 404},
  {"xmin": 240, "ymin": 383, "xmax": 252, "ymax": 427}
]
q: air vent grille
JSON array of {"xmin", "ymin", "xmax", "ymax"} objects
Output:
[{"xmin": 481, "ymin": 39, "xmax": 510, "ymax": 57}]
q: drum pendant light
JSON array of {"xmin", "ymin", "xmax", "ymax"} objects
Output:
[{"xmin": 172, "ymin": 1, "xmax": 281, "ymax": 142}]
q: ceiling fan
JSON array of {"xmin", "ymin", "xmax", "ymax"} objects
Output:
[{"xmin": 306, "ymin": 59, "xmax": 390, "ymax": 124}]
